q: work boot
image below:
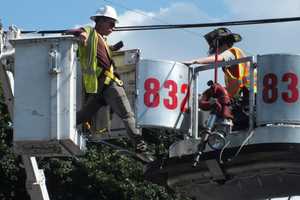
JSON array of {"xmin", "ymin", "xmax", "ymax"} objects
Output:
[
  {"xmin": 134, "ymin": 138, "xmax": 155, "ymax": 162},
  {"xmin": 135, "ymin": 139, "xmax": 148, "ymax": 153}
]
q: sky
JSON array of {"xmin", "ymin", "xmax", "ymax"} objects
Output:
[
  {"xmin": 1, "ymin": 1, "xmax": 300, "ymax": 199},
  {"xmin": 1, "ymin": 0, "xmax": 300, "ymax": 87}
]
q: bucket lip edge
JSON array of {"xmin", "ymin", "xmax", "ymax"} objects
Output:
[{"xmin": 257, "ymin": 53, "xmax": 300, "ymax": 57}]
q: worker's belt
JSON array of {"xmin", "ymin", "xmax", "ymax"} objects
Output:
[{"xmin": 104, "ymin": 70, "xmax": 123, "ymax": 86}]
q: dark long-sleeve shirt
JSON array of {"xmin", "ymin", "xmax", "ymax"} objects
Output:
[{"xmin": 67, "ymin": 28, "xmax": 112, "ymax": 70}]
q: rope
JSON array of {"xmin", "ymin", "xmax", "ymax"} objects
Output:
[{"xmin": 214, "ymin": 40, "xmax": 219, "ymax": 83}]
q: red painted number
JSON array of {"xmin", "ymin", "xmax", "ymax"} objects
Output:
[
  {"xmin": 163, "ymin": 80, "xmax": 178, "ymax": 110},
  {"xmin": 144, "ymin": 78, "xmax": 189, "ymax": 111},
  {"xmin": 262, "ymin": 72, "xmax": 299, "ymax": 104},
  {"xmin": 180, "ymin": 84, "xmax": 189, "ymax": 112},
  {"xmin": 263, "ymin": 73, "xmax": 278, "ymax": 103},
  {"xmin": 144, "ymin": 78, "xmax": 160, "ymax": 107},
  {"xmin": 282, "ymin": 73, "xmax": 299, "ymax": 103}
]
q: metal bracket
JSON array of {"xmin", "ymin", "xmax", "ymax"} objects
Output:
[
  {"xmin": 49, "ymin": 44, "xmax": 61, "ymax": 74},
  {"xmin": 124, "ymin": 49, "xmax": 140, "ymax": 65},
  {"xmin": 22, "ymin": 156, "xmax": 50, "ymax": 200}
]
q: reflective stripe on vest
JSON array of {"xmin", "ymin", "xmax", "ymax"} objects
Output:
[
  {"xmin": 78, "ymin": 26, "xmax": 99, "ymax": 93},
  {"xmin": 224, "ymin": 47, "xmax": 257, "ymax": 98},
  {"xmin": 97, "ymin": 34, "xmax": 116, "ymax": 86}
]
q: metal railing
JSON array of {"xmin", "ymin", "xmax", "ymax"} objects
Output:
[{"xmin": 190, "ymin": 56, "xmax": 256, "ymax": 139}]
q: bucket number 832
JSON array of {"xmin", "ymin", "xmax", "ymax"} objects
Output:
[{"xmin": 143, "ymin": 77, "xmax": 189, "ymax": 112}]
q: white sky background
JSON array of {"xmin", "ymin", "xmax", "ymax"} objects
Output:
[{"xmin": 108, "ymin": 0, "xmax": 300, "ymax": 91}]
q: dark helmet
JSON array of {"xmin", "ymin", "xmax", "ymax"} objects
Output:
[{"xmin": 204, "ymin": 27, "xmax": 242, "ymax": 54}]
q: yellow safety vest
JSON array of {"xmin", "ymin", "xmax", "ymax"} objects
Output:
[
  {"xmin": 78, "ymin": 26, "xmax": 122, "ymax": 94},
  {"xmin": 223, "ymin": 47, "xmax": 256, "ymax": 98}
]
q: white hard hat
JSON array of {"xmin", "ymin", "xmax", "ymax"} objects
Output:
[{"xmin": 90, "ymin": 5, "xmax": 118, "ymax": 22}]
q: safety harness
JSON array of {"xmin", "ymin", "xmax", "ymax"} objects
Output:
[
  {"xmin": 98, "ymin": 33, "xmax": 123, "ymax": 87},
  {"xmin": 223, "ymin": 47, "xmax": 256, "ymax": 98},
  {"xmin": 78, "ymin": 26, "xmax": 123, "ymax": 94}
]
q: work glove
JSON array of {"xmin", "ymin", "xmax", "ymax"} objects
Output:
[
  {"xmin": 209, "ymin": 98, "xmax": 222, "ymax": 113},
  {"xmin": 209, "ymin": 98, "xmax": 218, "ymax": 106}
]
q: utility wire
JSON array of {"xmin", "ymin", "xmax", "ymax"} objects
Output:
[
  {"xmin": 18, "ymin": 16, "xmax": 300, "ymax": 34},
  {"xmin": 115, "ymin": 16, "xmax": 300, "ymax": 31}
]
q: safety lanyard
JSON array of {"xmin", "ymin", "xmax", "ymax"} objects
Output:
[{"xmin": 214, "ymin": 39, "xmax": 219, "ymax": 83}]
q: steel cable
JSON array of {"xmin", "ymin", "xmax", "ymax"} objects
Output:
[{"xmin": 16, "ymin": 16, "xmax": 300, "ymax": 34}]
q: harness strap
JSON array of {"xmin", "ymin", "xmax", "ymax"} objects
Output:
[
  {"xmin": 97, "ymin": 34, "xmax": 123, "ymax": 86},
  {"xmin": 104, "ymin": 70, "xmax": 123, "ymax": 86}
]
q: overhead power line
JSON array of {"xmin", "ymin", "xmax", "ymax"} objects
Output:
[
  {"xmin": 19, "ymin": 16, "xmax": 300, "ymax": 34},
  {"xmin": 115, "ymin": 16, "xmax": 300, "ymax": 31}
]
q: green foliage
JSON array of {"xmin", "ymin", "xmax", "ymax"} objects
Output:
[
  {"xmin": 0, "ymin": 83, "xmax": 190, "ymax": 200},
  {"xmin": 142, "ymin": 128, "xmax": 185, "ymax": 158},
  {"xmin": 39, "ymin": 142, "xmax": 185, "ymax": 200},
  {"xmin": 0, "ymin": 85, "xmax": 29, "ymax": 200}
]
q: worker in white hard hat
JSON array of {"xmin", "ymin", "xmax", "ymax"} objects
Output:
[{"xmin": 67, "ymin": 5, "xmax": 148, "ymax": 154}]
